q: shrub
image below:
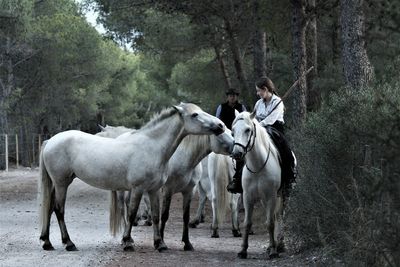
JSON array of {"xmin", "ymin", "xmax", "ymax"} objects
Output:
[{"xmin": 285, "ymin": 82, "xmax": 400, "ymax": 266}]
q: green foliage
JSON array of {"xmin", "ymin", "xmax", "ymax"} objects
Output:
[
  {"xmin": 168, "ymin": 49, "xmax": 226, "ymax": 113},
  {"xmin": 286, "ymin": 83, "xmax": 400, "ymax": 266}
]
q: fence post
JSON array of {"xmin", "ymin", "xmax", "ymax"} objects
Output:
[
  {"xmin": 32, "ymin": 135, "xmax": 35, "ymax": 166},
  {"xmin": 38, "ymin": 134, "xmax": 42, "ymax": 157},
  {"xmin": 5, "ymin": 134, "xmax": 8, "ymax": 172},
  {"xmin": 16, "ymin": 134, "xmax": 19, "ymax": 168}
]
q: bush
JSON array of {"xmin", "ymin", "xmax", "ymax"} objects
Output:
[{"xmin": 286, "ymin": 82, "xmax": 400, "ymax": 266}]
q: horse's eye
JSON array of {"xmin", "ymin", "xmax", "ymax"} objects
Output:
[
  {"xmin": 245, "ymin": 129, "xmax": 250, "ymax": 133},
  {"xmin": 231, "ymin": 132, "xmax": 234, "ymax": 137},
  {"xmin": 191, "ymin": 113, "xmax": 198, "ymax": 118}
]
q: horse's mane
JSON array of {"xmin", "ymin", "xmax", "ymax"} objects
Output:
[
  {"xmin": 140, "ymin": 107, "xmax": 179, "ymax": 131},
  {"xmin": 179, "ymin": 134, "xmax": 209, "ymax": 151}
]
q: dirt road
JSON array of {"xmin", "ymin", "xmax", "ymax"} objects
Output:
[{"xmin": 0, "ymin": 168, "xmax": 320, "ymax": 267}]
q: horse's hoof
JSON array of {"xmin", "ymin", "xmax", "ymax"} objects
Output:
[
  {"xmin": 232, "ymin": 230, "xmax": 242, "ymax": 237},
  {"xmin": 123, "ymin": 245, "xmax": 134, "ymax": 252},
  {"xmin": 155, "ymin": 240, "xmax": 168, "ymax": 252},
  {"xmin": 238, "ymin": 251, "xmax": 247, "ymax": 259},
  {"xmin": 144, "ymin": 221, "xmax": 152, "ymax": 226},
  {"xmin": 189, "ymin": 220, "xmax": 199, "ymax": 228},
  {"xmin": 42, "ymin": 243, "xmax": 55, "ymax": 251},
  {"xmin": 183, "ymin": 243, "xmax": 194, "ymax": 251},
  {"xmin": 188, "ymin": 223, "xmax": 197, "ymax": 228},
  {"xmin": 277, "ymin": 242, "xmax": 286, "ymax": 253},
  {"xmin": 249, "ymin": 230, "xmax": 255, "ymax": 235},
  {"xmin": 66, "ymin": 244, "xmax": 78, "ymax": 251},
  {"xmin": 269, "ymin": 252, "xmax": 279, "ymax": 259},
  {"xmin": 133, "ymin": 221, "xmax": 138, "ymax": 227},
  {"xmin": 211, "ymin": 233, "xmax": 219, "ymax": 238}
]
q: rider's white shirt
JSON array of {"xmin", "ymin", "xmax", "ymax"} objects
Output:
[{"xmin": 254, "ymin": 94, "xmax": 284, "ymax": 127}]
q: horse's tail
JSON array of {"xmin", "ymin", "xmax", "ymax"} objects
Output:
[
  {"xmin": 38, "ymin": 141, "xmax": 53, "ymax": 232},
  {"xmin": 210, "ymin": 154, "xmax": 230, "ymax": 224},
  {"xmin": 109, "ymin": 190, "xmax": 125, "ymax": 236}
]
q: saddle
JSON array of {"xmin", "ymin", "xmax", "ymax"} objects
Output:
[{"xmin": 264, "ymin": 125, "xmax": 297, "ymax": 186}]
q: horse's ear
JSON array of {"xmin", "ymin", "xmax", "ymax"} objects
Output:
[
  {"xmin": 234, "ymin": 109, "xmax": 240, "ymax": 117},
  {"xmin": 173, "ymin": 104, "xmax": 184, "ymax": 114},
  {"xmin": 250, "ymin": 109, "xmax": 256, "ymax": 120},
  {"xmin": 98, "ymin": 124, "xmax": 105, "ymax": 131}
]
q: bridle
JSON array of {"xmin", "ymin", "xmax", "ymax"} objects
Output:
[
  {"xmin": 232, "ymin": 119, "xmax": 256, "ymax": 155},
  {"xmin": 233, "ymin": 119, "xmax": 271, "ymax": 174}
]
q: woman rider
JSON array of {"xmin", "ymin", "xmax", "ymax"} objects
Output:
[{"xmin": 227, "ymin": 77, "xmax": 296, "ymax": 196}]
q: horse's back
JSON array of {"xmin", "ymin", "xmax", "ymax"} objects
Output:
[{"xmin": 42, "ymin": 130, "xmax": 136, "ymax": 190}]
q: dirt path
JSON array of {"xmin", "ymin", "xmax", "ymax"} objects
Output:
[{"xmin": 0, "ymin": 168, "xmax": 319, "ymax": 267}]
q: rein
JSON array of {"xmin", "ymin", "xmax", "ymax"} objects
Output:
[{"xmin": 246, "ymin": 142, "xmax": 271, "ymax": 174}]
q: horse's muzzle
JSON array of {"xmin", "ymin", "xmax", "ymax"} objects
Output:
[
  {"xmin": 212, "ymin": 123, "xmax": 225, "ymax": 135},
  {"xmin": 231, "ymin": 150, "xmax": 244, "ymax": 160}
]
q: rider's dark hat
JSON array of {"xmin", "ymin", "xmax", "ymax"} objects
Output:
[{"xmin": 225, "ymin": 88, "xmax": 239, "ymax": 96}]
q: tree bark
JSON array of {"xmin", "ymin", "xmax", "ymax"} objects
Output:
[
  {"xmin": 214, "ymin": 45, "xmax": 232, "ymax": 90},
  {"xmin": 224, "ymin": 18, "xmax": 248, "ymax": 94},
  {"xmin": 340, "ymin": 0, "xmax": 374, "ymax": 89},
  {"xmin": 306, "ymin": 0, "xmax": 320, "ymax": 111},
  {"xmin": 253, "ymin": 0, "xmax": 267, "ymax": 80},
  {"xmin": 291, "ymin": 0, "xmax": 308, "ymax": 125}
]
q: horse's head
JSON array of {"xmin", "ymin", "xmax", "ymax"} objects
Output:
[
  {"xmin": 173, "ymin": 103, "xmax": 225, "ymax": 136},
  {"xmin": 210, "ymin": 128, "xmax": 234, "ymax": 155},
  {"xmin": 231, "ymin": 111, "xmax": 256, "ymax": 160}
]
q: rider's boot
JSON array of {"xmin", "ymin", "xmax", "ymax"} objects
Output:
[{"xmin": 227, "ymin": 159, "xmax": 244, "ymax": 194}]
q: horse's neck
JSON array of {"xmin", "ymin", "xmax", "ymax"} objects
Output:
[
  {"xmin": 246, "ymin": 125, "xmax": 271, "ymax": 163},
  {"xmin": 142, "ymin": 114, "xmax": 186, "ymax": 163},
  {"xmin": 177, "ymin": 135, "xmax": 211, "ymax": 168}
]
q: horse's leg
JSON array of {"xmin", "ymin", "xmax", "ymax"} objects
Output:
[
  {"xmin": 53, "ymin": 182, "xmax": 77, "ymax": 251},
  {"xmin": 238, "ymin": 192, "xmax": 253, "ymax": 259},
  {"xmin": 275, "ymin": 195, "xmax": 285, "ymax": 253},
  {"xmin": 182, "ymin": 189, "xmax": 194, "ymax": 251},
  {"xmin": 122, "ymin": 189, "xmax": 142, "ymax": 251},
  {"xmin": 160, "ymin": 189, "xmax": 172, "ymax": 241},
  {"xmin": 189, "ymin": 184, "xmax": 207, "ymax": 228},
  {"xmin": 148, "ymin": 189, "xmax": 168, "ymax": 252},
  {"xmin": 40, "ymin": 188, "xmax": 55, "ymax": 250},
  {"xmin": 266, "ymin": 196, "xmax": 279, "ymax": 259},
  {"xmin": 211, "ymin": 193, "xmax": 219, "ymax": 238},
  {"xmin": 231, "ymin": 194, "xmax": 241, "ymax": 237},
  {"xmin": 142, "ymin": 193, "xmax": 152, "ymax": 226}
]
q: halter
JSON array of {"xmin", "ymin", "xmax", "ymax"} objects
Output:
[{"xmin": 233, "ymin": 119, "xmax": 271, "ymax": 174}]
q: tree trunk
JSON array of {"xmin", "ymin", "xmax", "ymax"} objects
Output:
[
  {"xmin": 291, "ymin": 0, "xmax": 308, "ymax": 125},
  {"xmin": 340, "ymin": 0, "xmax": 374, "ymax": 89},
  {"xmin": 253, "ymin": 0, "xmax": 267, "ymax": 80},
  {"xmin": 214, "ymin": 45, "xmax": 232, "ymax": 90},
  {"xmin": 224, "ymin": 19, "xmax": 248, "ymax": 94},
  {"xmin": 0, "ymin": 36, "xmax": 13, "ymax": 134},
  {"xmin": 306, "ymin": 0, "xmax": 320, "ymax": 111}
]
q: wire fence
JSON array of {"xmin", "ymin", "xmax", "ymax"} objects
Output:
[{"xmin": 0, "ymin": 134, "xmax": 51, "ymax": 171}]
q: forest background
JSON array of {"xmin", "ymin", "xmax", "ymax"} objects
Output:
[{"xmin": 0, "ymin": 0, "xmax": 399, "ymax": 266}]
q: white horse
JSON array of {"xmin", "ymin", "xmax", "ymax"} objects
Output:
[
  {"xmin": 38, "ymin": 103, "xmax": 225, "ymax": 252},
  {"xmin": 231, "ymin": 111, "xmax": 284, "ymax": 259},
  {"xmin": 96, "ymin": 125, "xmax": 152, "ymax": 227},
  {"xmin": 158, "ymin": 130, "xmax": 233, "ymax": 251},
  {"xmin": 111, "ymin": 129, "xmax": 234, "ymax": 251},
  {"xmin": 208, "ymin": 153, "xmax": 242, "ymax": 238},
  {"xmin": 189, "ymin": 155, "xmax": 241, "ymax": 238}
]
